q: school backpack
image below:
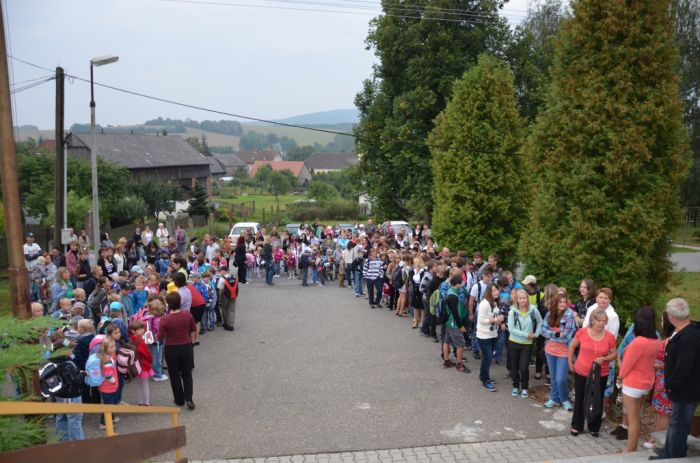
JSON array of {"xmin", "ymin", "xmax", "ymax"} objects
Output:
[
  {"xmin": 116, "ymin": 343, "xmax": 142, "ymax": 378},
  {"xmin": 418, "ymin": 271, "xmax": 433, "ymax": 296},
  {"xmin": 84, "ymin": 353, "xmax": 105, "ymax": 387},
  {"xmin": 390, "ymin": 266, "xmax": 403, "ymax": 289},
  {"xmin": 39, "ymin": 360, "xmax": 83, "ymax": 398},
  {"xmin": 221, "ymin": 274, "xmax": 239, "ymax": 300},
  {"xmin": 131, "ymin": 308, "xmax": 156, "ymax": 345}
]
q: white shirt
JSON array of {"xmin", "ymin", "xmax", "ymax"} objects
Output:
[
  {"xmin": 156, "ymin": 227, "xmax": 169, "ymax": 241},
  {"xmin": 205, "ymin": 243, "xmax": 219, "ymax": 263},
  {"xmin": 23, "ymin": 243, "xmax": 42, "ymax": 264},
  {"xmin": 142, "ymin": 230, "xmax": 153, "ymax": 245},
  {"xmin": 582, "ymin": 303, "xmax": 620, "ymax": 338},
  {"xmin": 476, "ymin": 299, "xmax": 498, "ymax": 339}
]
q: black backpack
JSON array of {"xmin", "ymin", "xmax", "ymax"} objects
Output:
[
  {"xmin": 391, "ymin": 266, "xmax": 403, "ymax": 288},
  {"xmin": 39, "ymin": 360, "xmax": 84, "ymax": 398}
]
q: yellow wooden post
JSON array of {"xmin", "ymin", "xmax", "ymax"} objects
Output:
[
  {"xmin": 104, "ymin": 412, "xmax": 116, "ymax": 436},
  {"xmin": 171, "ymin": 411, "xmax": 182, "ymax": 460}
]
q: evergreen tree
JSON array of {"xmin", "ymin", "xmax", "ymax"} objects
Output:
[
  {"xmin": 355, "ymin": 0, "xmax": 510, "ymax": 221},
  {"xmin": 187, "ymin": 181, "xmax": 210, "ymax": 217},
  {"xmin": 430, "ymin": 54, "xmax": 525, "ymax": 266},
  {"xmin": 521, "ymin": 0, "xmax": 690, "ymax": 320}
]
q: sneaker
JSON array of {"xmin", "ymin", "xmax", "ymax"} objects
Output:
[
  {"xmin": 443, "ymin": 359, "xmax": 456, "ymax": 368},
  {"xmin": 544, "ymin": 378, "xmax": 551, "ymax": 386},
  {"xmin": 112, "ymin": 416, "xmax": 120, "ymax": 423},
  {"xmin": 643, "ymin": 441, "xmax": 656, "ymax": 450},
  {"xmin": 610, "ymin": 425, "xmax": 625, "ymax": 436},
  {"xmin": 615, "ymin": 428, "xmax": 629, "ymax": 440},
  {"xmin": 512, "ymin": 388, "xmax": 519, "ymax": 397},
  {"xmin": 482, "ymin": 382, "xmax": 496, "ymax": 392},
  {"xmin": 563, "ymin": 401, "xmax": 573, "ymax": 411},
  {"xmin": 544, "ymin": 400, "xmax": 560, "ymax": 408},
  {"xmin": 473, "ymin": 351, "xmax": 481, "ymax": 360},
  {"xmin": 118, "ymin": 401, "xmax": 128, "ymax": 406},
  {"xmin": 153, "ymin": 374, "xmax": 169, "ymax": 382},
  {"xmin": 521, "ymin": 390, "xmax": 529, "ymax": 399},
  {"xmin": 98, "ymin": 424, "xmax": 106, "ymax": 430}
]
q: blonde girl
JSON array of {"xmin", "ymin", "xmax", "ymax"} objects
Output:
[{"xmin": 98, "ymin": 337, "xmax": 119, "ymax": 429}]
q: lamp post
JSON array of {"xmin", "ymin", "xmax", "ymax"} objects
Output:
[{"xmin": 90, "ymin": 54, "xmax": 118, "ymax": 254}]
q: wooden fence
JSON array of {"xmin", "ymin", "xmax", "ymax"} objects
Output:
[{"xmin": 0, "ymin": 401, "xmax": 186, "ymax": 463}]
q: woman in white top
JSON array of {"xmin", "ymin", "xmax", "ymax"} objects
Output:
[
  {"xmin": 156, "ymin": 223, "xmax": 169, "ymax": 246},
  {"xmin": 477, "ymin": 283, "xmax": 503, "ymax": 392}
]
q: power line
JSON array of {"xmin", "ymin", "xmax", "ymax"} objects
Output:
[
  {"xmin": 160, "ymin": 0, "xmax": 513, "ymax": 24},
  {"xmin": 11, "ymin": 76, "xmax": 55, "ymax": 94},
  {"xmin": 9, "ymin": 55, "xmax": 515, "ymax": 156}
]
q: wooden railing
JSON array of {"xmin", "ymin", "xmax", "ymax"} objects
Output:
[{"xmin": 0, "ymin": 401, "xmax": 186, "ymax": 463}]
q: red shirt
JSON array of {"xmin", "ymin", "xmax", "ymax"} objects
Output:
[
  {"xmin": 157, "ymin": 310, "xmax": 196, "ymax": 346},
  {"xmin": 188, "ymin": 284, "xmax": 206, "ymax": 307},
  {"xmin": 574, "ymin": 328, "xmax": 616, "ymax": 377},
  {"xmin": 131, "ymin": 334, "xmax": 153, "ymax": 371}
]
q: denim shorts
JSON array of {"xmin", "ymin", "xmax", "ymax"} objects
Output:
[{"xmin": 444, "ymin": 326, "xmax": 466, "ymax": 348}]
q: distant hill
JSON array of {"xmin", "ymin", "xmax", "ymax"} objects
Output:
[{"xmin": 270, "ymin": 109, "xmax": 359, "ymax": 126}]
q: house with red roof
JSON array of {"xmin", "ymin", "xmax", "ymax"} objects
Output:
[{"xmin": 248, "ymin": 161, "xmax": 312, "ymax": 185}]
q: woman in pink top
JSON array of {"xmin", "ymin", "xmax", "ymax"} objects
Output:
[
  {"xmin": 541, "ymin": 294, "xmax": 577, "ymax": 410},
  {"xmin": 568, "ymin": 308, "xmax": 617, "ymax": 437},
  {"xmin": 619, "ymin": 307, "xmax": 660, "ymax": 453}
]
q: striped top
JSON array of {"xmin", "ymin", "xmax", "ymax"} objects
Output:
[{"xmin": 363, "ymin": 258, "xmax": 384, "ymax": 280}]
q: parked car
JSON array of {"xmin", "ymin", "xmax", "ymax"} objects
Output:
[
  {"xmin": 285, "ymin": 223, "xmax": 302, "ymax": 237},
  {"xmin": 382, "ymin": 221, "xmax": 414, "ymax": 238},
  {"xmin": 229, "ymin": 222, "xmax": 261, "ymax": 242}
]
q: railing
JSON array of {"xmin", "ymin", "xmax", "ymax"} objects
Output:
[{"xmin": 0, "ymin": 401, "xmax": 185, "ymax": 463}]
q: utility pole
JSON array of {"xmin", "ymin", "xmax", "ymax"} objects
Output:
[
  {"xmin": 53, "ymin": 66, "xmax": 65, "ymax": 251},
  {"xmin": 0, "ymin": 2, "xmax": 31, "ymax": 318}
]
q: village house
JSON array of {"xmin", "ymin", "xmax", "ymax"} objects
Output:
[
  {"xmin": 66, "ymin": 132, "xmax": 213, "ymax": 196},
  {"xmin": 236, "ymin": 149, "xmax": 283, "ymax": 165},
  {"xmin": 248, "ymin": 160, "xmax": 312, "ymax": 186},
  {"xmin": 304, "ymin": 152, "xmax": 358, "ymax": 174},
  {"xmin": 213, "ymin": 153, "xmax": 247, "ymax": 176}
]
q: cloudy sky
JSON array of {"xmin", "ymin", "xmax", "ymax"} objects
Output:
[{"xmin": 7, "ymin": 0, "xmax": 531, "ymax": 129}]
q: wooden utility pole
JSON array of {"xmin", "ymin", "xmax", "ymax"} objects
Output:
[
  {"xmin": 0, "ymin": 3, "xmax": 31, "ymax": 318},
  {"xmin": 53, "ymin": 67, "xmax": 65, "ymax": 250}
]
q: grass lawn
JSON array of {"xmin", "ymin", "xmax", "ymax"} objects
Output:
[
  {"xmin": 671, "ymin": 245, "xmax": 699, "ymax": 253},
  {"xmin": 0, "ymin": 278, "xmax": 10, "ymax": 317},
  {"xmin": 215, "ymin": 189, "xmax": 303, "ymax": 223},
  {"xmin": 672, "ymin": 224, "xmax": 700, "ymax": 246},
  {"xmin": 659, "ymin": 272, "xmax": 700, "ymax": 320}
]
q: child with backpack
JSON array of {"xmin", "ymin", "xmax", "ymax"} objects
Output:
[
  {"xmin": 130, "ymin": 320, "xmax": 154, "ymax": 405},
  {"xmin": 203, "ymin": 270, "xmax": 218, "ymax": 331},
  {"xmin": 39, "ymin": 353, "xmax": 86, "ymax": 441},
  {"xmin": 97, "ymin": 337, "xmax": 119, "ymax": 430},
  {"xmin": 216, "ymin": 266, "xmax": 238, "ymax": 331},
  {"xmin": 143, "ymin": 298, "xmax": 168, "ymax": 382},
  {"xmin": 507, "ymin": 289, "xmax": 543, "ymax": 399}
]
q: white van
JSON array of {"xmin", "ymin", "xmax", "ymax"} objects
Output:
[{"xmin": 229, "ymin": 222, "xmax": 261, "ymax": 242}]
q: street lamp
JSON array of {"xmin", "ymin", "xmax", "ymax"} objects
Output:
[{"xmin": 90, "ymin": 54, "xmax": 118, "ymax": 254}]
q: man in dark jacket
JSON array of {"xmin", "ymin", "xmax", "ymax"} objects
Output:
[{"xmin": 651, "ymin": 298, "xmax": 700, "ymax": 460}]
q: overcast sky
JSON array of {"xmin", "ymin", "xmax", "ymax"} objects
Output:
[{"xmin": 7, "ymin": 0, "xmax": 531, "ymax": 129}]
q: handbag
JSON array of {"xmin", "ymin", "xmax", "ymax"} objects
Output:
[{"xmin": 583, "ymin": 362, "xmax": 603, "ymax": 423}]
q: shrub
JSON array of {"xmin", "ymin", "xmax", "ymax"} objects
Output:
[{"xmin": 286, "ymin": 199, "xmax": 359, "ymax": 222}]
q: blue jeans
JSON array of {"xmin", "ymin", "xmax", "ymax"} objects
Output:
[
  {"xmin": 301, "ymin": 267, "xmax": 309, "ymax": 285},
  {"xmin": 545, "ymin": 353, "xmax": 569, "ymax": 404},
  {"xmin": 205, "ymin": 301, "xmax": 217, "ymax": 330},
  {"xmin": 477, "ymin": 337, "xmax": 496, "ymax": 384},
  {"xmin": 55, "ymin": 396, "xmax": 84, "ymax": 441},
  {"xmin": 149, "ymin": 342, "xmax": 164, "ymax": 378},
  {"xmin": 265, "ymin": 264, "xmax": 275, "ymax": 284},
  {"xmin": 100, "ymin": 391, "xmax": 119, "ymax": 425},
  {"xmin": 494, "ymin": 328, "xmax": 507, "ymax": 362},
  {"xmin": 470, "ymin": 313, "xmax": 480, "ymax": 353},
  {"xmin": 345, "ymin": 264, "xmax": 353, "ymax": 286},
  {"xmin": 663, "ymin": 400, "xmax": 699, "ymax": 458},
  {"xmin": 312, "ymin": 267, "xmax": 319, "ymax": 283},
  {"xmin": 354, "ymin": 271, "xmax": 363, "ymax": 295}
]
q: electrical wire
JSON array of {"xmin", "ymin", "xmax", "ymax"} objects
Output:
[
  {"xmin": 11, "ymin": 76, "xmax": 55, "ymax": 94},
  {"xmin": 160, "ymin": 0, "xmax": 511, "ymax": 24},
  {"xmin": 11, "ymin": 74, "xmax": 55, "ymax": 87},
  {"xmin": 9, "ymin": 55, "xmax": 515, "ymax": 156}
]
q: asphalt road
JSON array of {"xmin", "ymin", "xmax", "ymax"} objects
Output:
[{"xmin": 83, "ymin": 277, "xmax": 589, "ymax": 460}]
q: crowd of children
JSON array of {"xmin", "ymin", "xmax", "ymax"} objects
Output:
[{"xmin": 30, "ymin": 221, "xmax": 700, "ymax": 459}]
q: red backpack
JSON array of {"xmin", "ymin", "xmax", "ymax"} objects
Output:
[{"xmin": 222, "ymin": 274, "xmax": 239, "ymax": 300}]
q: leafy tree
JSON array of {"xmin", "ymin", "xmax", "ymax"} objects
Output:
[
  {"xmin": 254, "ymin": 164, "xmax": 274, "ymax": 188},
  {"xmin": 308, "ymin": 181, "xmax": 340, "ymax": 202},
  {"xmin": 675, "ymin": 0, "xmax": 700, "ymax": 207},
  {"xmin": 128, "ymin": 180, "xmax": 182, "ymax": 218},
  {"xmin": 109, "ymin": 196, "xmax": 148, "ymax": 227},
  {"xmin": 43, "ymin": 192, "xmax": 92, "ymax": 230},
  {"xmin": 355, "ymin": 0, "xmax": 510, "ymax": 221},
  {"xmin": 311, "ymin": 167, "xmax": 361, "ymax": 198},
  {"xmin": 187, "ymin": 182, "xmax": 210, "ymax": 217},
  {"xmin": 201, "ymin": 134, "xmax": 212, "ymax": 156},
  {"xmin": 430, "ymin": 54, "xmax": 525, "ymax": 266},
  {"xmin": 268, "ymin": 171, "xmax": 294, "ymax": 203},
  {"xmin": 520, "ymin": 0, "xmax": 690, "ymax": 321},
  {"xmin": 505, "ymin": 0, "xmax": 569, "ymax": 122},
  {"xmin": 0, "ymin": 201, "xmax": 4, "ymax": 235},
  {"xmin": 287, "ymin": 145, "xmax": 315, "ymax": 161},
  {"xmin": 0, "ymin": 316, "xmax": 60, "ymax": 452}
]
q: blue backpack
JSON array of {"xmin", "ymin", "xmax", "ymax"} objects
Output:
[{"xmin": 84, "ymin": 353, "xmax": 104, "ymax": 387}]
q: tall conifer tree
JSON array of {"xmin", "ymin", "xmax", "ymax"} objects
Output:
[
  {"xmin": 521, "ymin": 0, "xmax": 689, "ymax": 319},
  {"xmin": 430, "ymin": 54, "xmax": 525, "ymax": 265}
]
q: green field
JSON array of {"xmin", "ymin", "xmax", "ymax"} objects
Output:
[
  {"xmin": 671, "ymin": 245, "xmax": 699, "ymax": 253},
  {"xmin": 215, "ymin": 188, "xmax": 303, "ymax": 223},
  {"xmin": 240, "ymin": 123, "xmax": 338, "ymax": 147},
  {"xmin": 660, "ymin": 272, "xmax": 700, "ymax": 319},
  {"xmin": 673, "ymin": 224, "xmax": 700, "ymax": 247}
]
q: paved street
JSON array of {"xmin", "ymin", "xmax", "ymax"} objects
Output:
[
  {"xmin": 671, "ymin": 245, "xmax": 700, "ymax": 272},
  {"xmin": 84, "ymin": 277, "xmax": 627, "ymax": 460}
]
